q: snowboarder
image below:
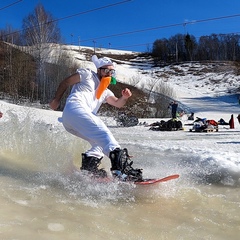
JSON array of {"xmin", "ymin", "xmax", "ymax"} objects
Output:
[{"xmin": 49, "ymin": 55, "xmax": 142, "ymax": 181}]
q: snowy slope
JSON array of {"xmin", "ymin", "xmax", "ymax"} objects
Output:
[{"xmin": 64, "ymin": 45, "xmax": 240, "ymax": 120}]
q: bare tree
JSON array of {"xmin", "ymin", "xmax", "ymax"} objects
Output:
[
  {"xmin": 0, "ymin": 41, "xmax": 36, "ymax": 102},
  {"xmin": 144, "ymin": 73, "xmax": 159, "ymax": 101},
  {"xmin": 22, "ymin": 3, "xmax": 60, "ymax": 46},
  {"xmin": 153, "ymin": 80, "xmax": 176, "ymax": 118},
  {"xmin": 152, "ymin": 38, "xmax": 169, "ymax": 63},
  {"xmin": 129, "ymin": 73, "xmax": 142, "ymax": 87},
  {"xmin": 21, "ymin": 3, "xmax": 61, "ymax": 103},
  {"xmin": 0, "ymin": 25, "xmax": 22, "ymax": 44},
  {"xmin": 46, "ymin": 49, "xmax": 79, "ymax": 109},
  {"xmin": 184, "ymin": 33, "xmax": 197, "ymax": 61}
]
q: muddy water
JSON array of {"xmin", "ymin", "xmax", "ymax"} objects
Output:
[{"xmin": 0, "ymin": 107, "xmax": 240, "ymax": 240}]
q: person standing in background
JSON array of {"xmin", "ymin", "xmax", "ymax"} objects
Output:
[{"xmin": 168, "ymin": 101, "xmax": 178, "ymax": 119}]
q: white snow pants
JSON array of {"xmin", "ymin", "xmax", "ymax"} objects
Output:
[{"xmin": 62, "ymin": 102, "xmax": 120, "ymax": 159}]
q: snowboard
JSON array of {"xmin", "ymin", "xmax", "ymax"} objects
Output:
[
  {"xmin": 94, "ymin": 174, "xmax": 179, "ymax": 185},
  {"xmin": 134, "ymin": 174, "xmax": 179, "ymax": 185}
]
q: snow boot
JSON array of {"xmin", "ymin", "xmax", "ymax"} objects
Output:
[
  {"xmin": 109, "ymin": 148, "xmax": 143, "ymax": 182},
  {"xmin": 81, "ymin": 153, "xmax": 107, "ymax": 178}
]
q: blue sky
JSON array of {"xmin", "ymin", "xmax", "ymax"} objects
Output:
[{"xmin": 1, "ymin": 0, "xmax": 240, "ymax": 52}]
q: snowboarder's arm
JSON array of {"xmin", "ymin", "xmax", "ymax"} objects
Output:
[
  {"xmin": 49, "ymin": 73, "xmax": 80, "ymax": 110},
  {"xmin": 107, "ymin": 88, "xmax": 132, "ymax": 108}
]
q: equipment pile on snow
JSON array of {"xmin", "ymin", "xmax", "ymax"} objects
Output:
[
  {"xmin": 190, "ymin": 117, "xmax": 218, "ymax": 132},
  {"xmin": 149, "ymin": 119, "xmax": 183, "ymax": 131},
  {"xmin": 115, "ymin": 112, "xmax": 139, "ymax": 127}
]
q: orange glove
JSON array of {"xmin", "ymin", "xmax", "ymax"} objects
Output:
[{"xmin": 96, "ymin": 76, "xmax": 116, "ymax": 99}]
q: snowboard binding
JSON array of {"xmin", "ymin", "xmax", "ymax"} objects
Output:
[
  {"xmin": 81, "ymin": 153, "xmax": 107, "ymax": 178},
  {"xmin": 109, "ymin": 148, "xmax": 143, "ymax": 182}
]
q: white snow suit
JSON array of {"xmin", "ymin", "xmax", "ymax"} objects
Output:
[{"xmin": 62, "ymin": 68, "xmax": 120, "ymax": 159}]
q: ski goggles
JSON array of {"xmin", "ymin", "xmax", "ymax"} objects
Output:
[{"xmin": 99, "ymin": 68, "xmax": 115, "ymax": 75}]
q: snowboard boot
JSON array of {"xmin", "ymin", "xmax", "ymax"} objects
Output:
[
  {"xmin": 80, "ymin": 153, "xmax": 107, "ymax": 178},
  {"xmin": 109, "ymin": 148, "xmax": 143, "ymax": 182}
]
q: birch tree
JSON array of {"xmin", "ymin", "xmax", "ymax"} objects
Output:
[{"xmin": 22, "ymin": 3, "xmax": 61, "ymax": 103}]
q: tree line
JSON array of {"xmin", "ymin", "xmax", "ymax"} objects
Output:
[{"xmin": 152, "ymin": 33, "xmax": 240, "ymax": 64}]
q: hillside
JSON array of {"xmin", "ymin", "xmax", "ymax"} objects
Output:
[
  {"xmin": 63, "ymin": 45, "xmax": 240, "ymax": 94},
  {"xmin": 1, "ymin": 43, "xmax": 240, "ymax": 118},
  {"xmin": 65, "ymin": 45, "xmax": 240, "ymax": 117}
]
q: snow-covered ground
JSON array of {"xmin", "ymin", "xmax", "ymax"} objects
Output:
[{"xmin": 1, "ymin": 46, "xmax": 240, "ymax": 239}]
